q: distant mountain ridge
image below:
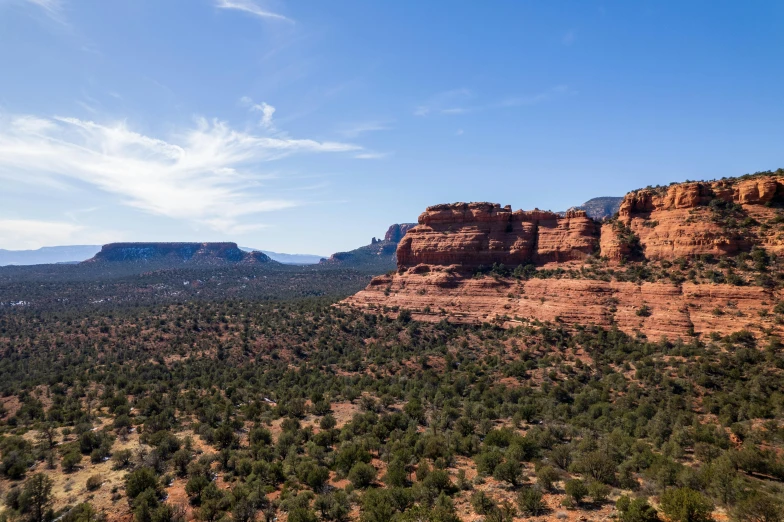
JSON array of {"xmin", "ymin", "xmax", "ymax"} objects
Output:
[
  {"xmin": 319, "ymin": 223, "xmax": 417, "ymax": 270},
  {"xmin": 0, "ymin": 245, "xmax": 324, "ymax": 267},
  {"xmin": 572, "ymin": 196, "xmax": 623, "ymax": 220},
  {"xmin": 0, "ymin": 245, "xmax": 102, "ymax": 266},
  {"xmin": 240, "ymin": 248, "xmax": 323, "ymax": 265},
  {"xmin": 85, "ymin": 242, "xmax": 274, "ymax": 265}
]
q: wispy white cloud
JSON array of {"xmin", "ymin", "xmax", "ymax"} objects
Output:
[
  {"xmin": 337, "ymin": 121, "xmax": 393, "ymax": 138},
  {"xmin": 0, "ymin": 219, "xmax": 117, "ymax": 250},
  {"xmin": 0, "ymin": 113, "xmax": 360, "ymax": 234},
  {"xmin": 215, "ymin": 0, "xmax": 292, "ymax": 23},
  {"xmin": 253, "ymin": 102, "xmax": 276, "ymax": 129},
  {"xmin": 4, "ymin": 0, "xmax": 67, "ymax": 24},
  {"xmin": 240, "ymin": 97, "xmax": 277, "ymax": 129},
  {"xmin": 562, "ymin": 30, "xmax": 576, "ymax": 46},
  {"xmin": 76, "ymin": 100, "xmax": 98, "ymax": 114},
  {"xmin": 354, "ymin": 151, "xmax": 391, "ymax": 160}
]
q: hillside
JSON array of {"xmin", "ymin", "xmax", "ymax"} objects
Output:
[
  {"xmin": 2, "ymin": 174, "xmax": 784, "ymax": 522},
  {"xmin": 241, "ymin": 248, "xmax": 323, "ymax": 265},
  {"xmin": 1, "ymin": 289, "xmax": 783, "ymax": 522},
  {"xmin": 573, "ymin": 196, "xmax": 623, "ymax": 220},
  {"xmin": 347, "ymin": 170, "xmax": 784, "ymax": 339},
  {"xmin": 318, "ymin": 223, "xmax": 416, "ymax": 270}
]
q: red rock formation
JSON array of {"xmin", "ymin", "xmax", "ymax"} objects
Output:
[
  {"xmin": 384, "ymin": 223, "xmax": 417, "ymax": 243},
  {"xmin": 345, "ymin": 267, "xmax": 782, "ymax": 340},
  {"xmin": 397, "ymin": 203, "xmax": 599, "ymax": 268},
  {"xmin": 603, "ymin": 175, "xmax": 784, "ymax": 260},
  {"xmin": 346, "ymin": 173, "xmax": 784, "ymax": 339}
]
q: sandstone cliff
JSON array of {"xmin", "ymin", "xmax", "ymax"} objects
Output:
[
  {"xmin": 344, "ymin": 267, "xmax": 780, "ymax": 340},
  {"xmin": 346, "ymin": 171, "xmax": 784, "ymax": 339},
  {"xmin": 384, "ymin": 223, "xmax": 417, "ymax": 243},
  {"xmin": 601, "ymin": 175, "xmax": 784, "ymax": 260},
  {"xmin": 397, "ymin": 204, "xmax": 599, "ymax": 268}
]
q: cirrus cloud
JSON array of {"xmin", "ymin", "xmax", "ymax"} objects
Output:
[
  {"xmin": 0, "ymin": 113, "xmax": 360, "ymax": 234},
  {"xmin": 214, "ymin": 0, "xmax": 292, "ymax": 23}
]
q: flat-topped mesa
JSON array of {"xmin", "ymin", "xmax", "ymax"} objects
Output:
[
  {"xmin": 85, "ymin": 242, "xmax": 273, "ymax": 264},
  {"xmin": 396, "ymin": 202, "xmax": 599, "ymax": 269},
  {"xmin": 602, "ymin": 174, "xmax": 784, "ymax": 260}
]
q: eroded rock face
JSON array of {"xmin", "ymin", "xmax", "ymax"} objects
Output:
[
  {"xmin": 345, "ymin": 267, "xmax": 782, "ymax": 340},
  {"xmin": 384, "ymin": 223, "xmax": 417, "ymax": 243},
  {"xmin": 603, "ymin": 176, "xmax": 784, "ymax": 260},
  {"xmin": 397, "ymin": 203, "xmax": 599, "ymax": 268},
  {"xmin": 86, "ymin": 243, "xmax": 273, "ymax": 264},
  {"xmin": 347, "ymin": 173, "xmax": 784, "ymax": 339}
]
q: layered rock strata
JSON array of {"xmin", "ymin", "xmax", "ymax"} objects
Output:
[
  {"xmin": 601, "ymin": 176, "xmax": 784, "ymax": 260},
  {"xmin": 397, "ymin": 204, "xmax": 599, "ymax": 268},
  {"xmin": 346, "ymin": 173, "xmax": 784, "ymax": 338},
  {"xmin": 345, "ymin": 267, "xmax": 780, "ymax": 339}
]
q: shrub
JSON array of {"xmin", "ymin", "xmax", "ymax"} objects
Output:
[
  {"xmin": 421, "ymin": 469, "xmax": 454, "ymax": 495},
  {"xmin": 493, "ymin": 459, "xmax": 523, "ymax": 487},
  {"xmin": 536, "ymin": 466, "xmax": 559, "ymax": 491},
  {"xmin": 62, "ymin": 451, "xmax": 82, "ymax": 473},
  {"xmin": 636, "ymin": 305, "xmax": 652, "ymax": 317},
  {"xmin": 565, "ymin": 479, "xmax": 588, "ymax": 505},
  {"xmin": 384, "ymin": 459, "xmax": 407, "ymax": 488},
  {"xmin": 348, "ymin": 462, "xmax": 376, "ymax": 489},
  {"xmin": 471, "ymin": 490, "xmax": 497, "ymax": 516},
  {"xmin": 577, "ymin": 451, "xmax": 617, "ymax": 484},
  {"xmin": 660, "ymin": 487, "xmax": 713, "ymax": 522},
  {"xmin": 125, "ymin": 467, "xmax": 160, "ymax": 501},
  {"xmin": 62, "ymin": 503, "xmax": 98, "ymax": 522},
  {"xmin": 732, "ymin": 492, "xmax": 782, "ymax": 522},
  {"xmin": 588, "ymin": 480, "xmax": 610, "ymax": 503},
  {"xmin": 517, "ymin": 486, "xmax": 547, "ymax": 516},
  {"xmin": 616, "ymin": 496, "xmax": 660, "ymax": 522},
  {"xmin": 86, "ymin": 475, "xmax": 103, "ymax": 491}
]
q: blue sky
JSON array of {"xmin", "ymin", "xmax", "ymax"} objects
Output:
[{"xmin": 0, "ymin": 1, "xmax": 782, "ymax": 254}]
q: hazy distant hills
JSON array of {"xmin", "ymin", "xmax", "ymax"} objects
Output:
[
  {"xmin": 573, "ymin": 196, "xmax": 623, "ymax": 220},
  {"xmin": 318, "ymin": 224, "xmax": 417, "ymax": 271},
  {"xmin": 240, "ymin": 248, "xmax": 322, "ymax": 265},
  {"xmin": 0, "ymin": 245, "xmax": 102, "ymax": 266},
  {"xmin": 0, "ymin": 244, "xmax": 324, "ymax": 266}
]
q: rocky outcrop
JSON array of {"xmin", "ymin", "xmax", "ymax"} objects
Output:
[
  {"xmin": 346, "ymin": 171, "xmax": 784, "ymax": 339},
  {"xmin": 394, "ymin": 174, "xmax": 784, "ymax": 269},
  {"xmin": 320, "ymin": 223, "xmax": 417, "ymax": 270},
  {"xmin": 344, "ymin": 267, "xmax": 781, "ymax": 339},
  {"xmin": 603, "ymin": 174, "xmax": 784, "ymax": 260},
  {"xmin": 384, "ymin": 223, "xmax": 417, "ymax": 243},
  {"xmin": 86, "ymin": 243, "xmax": 273, "ymax": 265},
  {"xmin": 397, "ymin": 204, "xmax": 599, "ymax": 268}
]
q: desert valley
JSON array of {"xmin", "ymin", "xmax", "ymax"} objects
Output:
[
  {"xmin": 1, "ymin": 171, "xmax": 783, "ymax": 522},
  {"xmin": 2, "ymin": 2, "xmax": 783, "ymax": 522}
]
